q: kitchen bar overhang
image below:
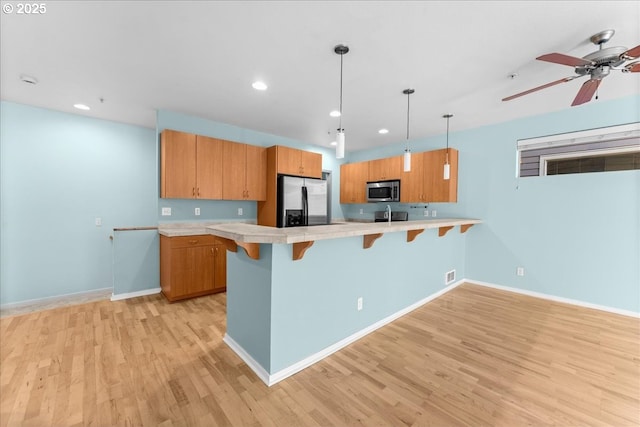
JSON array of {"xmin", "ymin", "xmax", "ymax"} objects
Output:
[{"xmin": 206, "ymin": 218, "xmax": 481, "ymax": 261}]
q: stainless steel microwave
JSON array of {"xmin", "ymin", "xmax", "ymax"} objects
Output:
[{"xmin": 366, "ymin": 180, "xmax": 400, "ymax": 203}]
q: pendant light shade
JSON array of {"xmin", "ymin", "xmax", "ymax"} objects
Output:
[
  {"xmin": 334, "ymin": 44, "xmax": 349, "ymax": 159},
  {"xmin": 443, "ymin": 114, "xmax": 453, "ymax": 180},
  {"xmin": 336, "ymin": 130, "xmax": 345, "ymax": 159},
  {"xmin": 403, "ymin": 88, "xmax": 415, "ymax": 172},
  {"xmin": 403, "ymin": 149, "xmax": 411, "ymax": 172}
]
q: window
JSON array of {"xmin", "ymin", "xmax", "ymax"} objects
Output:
[{"xmin": 517, "ymin": 123, "xmax": 640, "ymax": 177}]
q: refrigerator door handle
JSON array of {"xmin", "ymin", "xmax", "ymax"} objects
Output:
[{"xmin": 302, "ymin": 186, "xmax": 308, "ymax": 226}]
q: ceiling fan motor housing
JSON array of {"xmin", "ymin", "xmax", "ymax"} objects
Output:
[{"xmin": 582, "ymin": 46, "xmax": 628, "ymax": 67}]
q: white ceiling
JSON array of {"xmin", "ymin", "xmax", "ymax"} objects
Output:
[{"xmin": 2, "ymin": 1, "xmax": 639, "ymax": 153}]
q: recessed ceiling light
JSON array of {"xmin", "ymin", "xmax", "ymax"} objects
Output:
[
  {"xmin": 73, "ymin": 103, "xmax": 90, "ymax": 111},
  {"xmin": 330, "ymin": 141, "xmax": 337, "ymax": 146},
  {"xmin": 252, "ymin": 81, "xmax": 268, "ymax": 90},
  {"xmin": 378, "ymin": 128, "xmax": 389, "ymax": 134},
  {"xmin": 329, "ymin": 110, "xmax": 341, "ymax": 117}
]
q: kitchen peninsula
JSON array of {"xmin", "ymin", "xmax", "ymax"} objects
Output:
[{"xmin": 205, "ymin": 218, "xmax": 480, "ymax": 386}]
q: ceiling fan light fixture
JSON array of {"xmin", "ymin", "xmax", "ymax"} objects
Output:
[{"xmin": 334, "ymin": 44, "xmax": 349, "ymax": 159}]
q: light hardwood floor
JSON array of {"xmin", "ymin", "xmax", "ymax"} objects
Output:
[{"xmin": 1, "ymin": 283, "xmax": 638, "ymax": 426}]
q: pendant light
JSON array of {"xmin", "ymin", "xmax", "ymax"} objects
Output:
[
  {"xmin": 403, "ymin": 88, "xmax": 415, "ymax": 172},
  {"xmin": 334, "ymin": 44, "xmax": 349, "ymax": 159},
  {"xmin": 443, "ymin": 114, "xmax": 453, "ymax": 180}
]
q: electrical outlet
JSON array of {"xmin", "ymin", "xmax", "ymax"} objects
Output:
[
  {"xmin": 237, "ymin": 207, "xmax": 243, "ymax": 216},
  {"xmin": 432, "ymin": 210, "xmax": 437, "ymax": 217},
  {"xmin": 195, "ymin": 207, "xmax": 200, "ymax": 216},
  {"xmin": 517, "ymin": 267, "xmax": 525, "ymax": 276},
  {"xmin": 359, "ymin": 208, "xmax": 364, "ymax": 215},
  {"xmin": 161, "ymin": 207, "xmax": 171, "ymax": 216},
  {"xmin": 357, "ymin": 297, "xmax": 363, "ymax": 311},
  {"xmin": 424, "ymin": 210, "xmax": 429, "ymax": 217},
  {"xmin": 95, "ymin": 217, "xmax": 102, "ymax": 227}
]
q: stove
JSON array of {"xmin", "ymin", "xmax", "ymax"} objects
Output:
[{"xmin": 374, "ymin": 211, "xmax": 409, "ymax": 222}]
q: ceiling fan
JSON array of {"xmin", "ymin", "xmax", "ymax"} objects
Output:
[{"xmin": 503, "ymin": 29, "xmax": 640, "ymax": 106}]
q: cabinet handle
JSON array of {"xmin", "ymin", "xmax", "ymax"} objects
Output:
[
  {"xmin": 188, "ymin": 239, "xmax": 198, "ymax": 244},
  {"xmin": 192, "ymin": 187, "xmax": 195, "ymax": 196},
  {"xmin": 197, "ymin": 188, "xmax": 200, "ymax": 197}
]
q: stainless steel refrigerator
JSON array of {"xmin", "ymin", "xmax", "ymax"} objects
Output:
[{"xmin": 277, "ymin": 175, "xmax": 329, "ymax": 227}]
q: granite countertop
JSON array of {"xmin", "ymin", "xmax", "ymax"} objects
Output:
[{"xmin": 205, "ymin": 218, "xmax": 481, "ymax": 244}]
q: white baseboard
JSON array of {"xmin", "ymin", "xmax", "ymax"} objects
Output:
[
  {"xmin": 110, "ymin": 287, "xmax": 161, "ymax": 301},
  {"xmin": 0, "ymin": 287, "xmax": 113, "ymax": 312},
  {"xmin": 225, "ymin": 279, "xmax": 465, "ymax": 387},
  {"xmin": 223, "ymin": 334, "xmax": 271, "ymax": 385},
  {"xmin": 466, "ymin": 279, "xmax": 640, "ymax": 318}
]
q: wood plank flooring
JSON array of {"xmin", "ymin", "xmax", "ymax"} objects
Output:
[{"xmin": 1, "ymin": 283, "xmax": 638, "ymax": 426}]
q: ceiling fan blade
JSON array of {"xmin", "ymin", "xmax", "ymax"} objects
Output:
[
  {"xmin": 502, "ymin": 76, "xmax": 578, "ymax": 102},
  {"xmin": 626, "ymin": 62, "xmax": 640, "ymax": 73},
  {"xmin": 571, "ymin": 79, "xmax": 601, "ymax": 106},
  {"xmin": 537, "ymin": 53, "xmax": 594, "ymax": 67},
  {"xmin": 623, "ymin": 44, "xmax": 640, "ymax": 59}
]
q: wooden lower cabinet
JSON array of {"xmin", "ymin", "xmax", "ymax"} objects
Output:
[{"xmin": 160, "ymin": 235, "xmax": 226, "ymax": 302}]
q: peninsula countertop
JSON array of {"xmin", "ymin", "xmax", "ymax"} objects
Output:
[{"xmin": 204, "ymin": 218, "xmax": 481, "ymax": 244}]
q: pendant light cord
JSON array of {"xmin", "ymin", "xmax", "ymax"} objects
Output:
[
  {"xmin": 446, "ymin": 116, "xmax": 449, "ymax": 150},
  {"xmin": 339, "ymin": 52, "xmax": 343, "ymax": 131},
  {"xmin": 406, "ymin": 91, "xmax": 410, "ymax": 140}
]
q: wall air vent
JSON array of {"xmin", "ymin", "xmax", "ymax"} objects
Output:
[{"xmin": 445, "ymin": 269, "xmax": 456, "ymax": 285}]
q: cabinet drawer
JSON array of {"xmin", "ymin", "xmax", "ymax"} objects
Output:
[{"xmin": 168, "ymin": 235, "xmax": 219, "ymax": 248}]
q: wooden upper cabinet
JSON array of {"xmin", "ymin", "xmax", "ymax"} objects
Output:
[
  {"xmin": 368, "ymin": 156, "xmax": 403, "ymax": 181},
  {"xmin": 276, "ymin": 146, "xmax": 322, "ymax": 178},
  {"xmin": 161, "ymin": 130, "xmax": 197, "ymax": 198},
  {"xmin": 340, "ymin": 161, "xmax": 369, "ymax": 204},
  {"xmin": 222, "ymin": 141, "xmax": 266, "ymax": 200},
  {"xmin": 196, "ymin": 135, "xmax": 223, "ymax": 199},
  {"xmin": 245, "ymin": 144, "xmax": 267, "ymax": 200},
  {"xmin": 423, "ymin": 148, "xmax": 458, "ymax": 202},
  {"xmin": 160, "ymin": 130, "xmax": 224, "ymax": 199},
  {"xmin": 400, "ymin": 152, "xmax": 425, "ymax": 203}
]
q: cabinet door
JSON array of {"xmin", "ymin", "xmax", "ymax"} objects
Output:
[
  {"xmin": 401, "ymin": 152, "xmax": 425, "ymax": 203},
  {"xmin": 276, "ymin": 146, "xmax": 302, "ymax": 176},
  {"xmin": 190, "ymin": 246, "xmax": 216, "ymax": 294},
  {"xmin": 368, "ymin": 156, "xmax": 402, "ymax": 181},
  {"xmin": 245, "ymin": 144, "xmax": 267, "ymax": 200},
  {"xmin": 424, "ymin": 148, "xmax": 458, "ymax": 202},
  {"xmin": 161, "ymin": 130, "xmax": 197, "ymax": 198},
  {"xmin": 276, "ymin": 146, "xmax": 322, "ymax": 178},
  {"xmin": 222, "ymin": 140, "xmax": 247, "ymax": 200},
  {"xmin": 213, "ymin": 244, "xmax": 227, "ymax": 291},
  {"xmin": 196, "ymin": 135, "xmax": 223, "ymax": 199},
  {"xmin": 340, "ymin": 162, "xmax": 368, "ymax": 203},
  {"xmin": 299, "ymin": 150, "xmax": 322, "ymax": 178}
]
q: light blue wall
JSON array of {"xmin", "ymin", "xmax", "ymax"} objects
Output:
[
  {"xmin": 156, "ymin": 109, "xmax": 344, "ymax": 223},
  {"xmin": 225, "ymin": 227, "xmax": 466, "ymax": 374},
  {"xmin": 0, "ymin": 101, "xmax": 158, "ymax": 304},
  {"xmin": 2, "ymin": 95, "xmax": 637, "ymax": 313},
  {"xmin": 343, "ymin": 95, "xmax": 640, "ymax": 313},
  {"xmin": 461, "ymin": 96, "xmax": 639, "ymax": 313}
]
